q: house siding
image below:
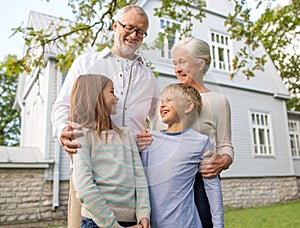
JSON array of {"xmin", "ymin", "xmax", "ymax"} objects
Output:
[
  {"xmin": 221, "ymin": 86, "xmax": 293, "ymax": 177},
  {"xmin": 47, "ymin": 59, "xmax": 71, "ymax": 181},
  {"xmin": 59, "ymin": 146, "xmax": 71, "ymax": 180}
]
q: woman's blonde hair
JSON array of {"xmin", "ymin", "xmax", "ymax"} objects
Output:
[
  {"xmin": 69, "ymin": 74, "xmax": 112, "ymax": 141},
  {"xmin": 172, "ymin": 37, "xmax": 211, "ymax": 74},
  {"xmin": 162, "ymin": 83, "xmax": 202, "ymax": 116}
]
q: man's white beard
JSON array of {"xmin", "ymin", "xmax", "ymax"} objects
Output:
[{"xmin": 118, "ymin": 44, "xmax": 137, "ymax": 56}]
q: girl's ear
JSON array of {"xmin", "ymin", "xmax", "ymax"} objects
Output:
[{"xmin": 184, "ymin": 102, "xmax": 195, "ymax": 114}]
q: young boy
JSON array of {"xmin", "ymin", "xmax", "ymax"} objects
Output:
[{"xmin": 141, "ymin": 83, "xmax": 224, "ymax": 228}]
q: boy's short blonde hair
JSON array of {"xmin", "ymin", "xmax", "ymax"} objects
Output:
[{"xmin": 162, "ymin": 83, "xmax": 202, "ymax": 116}]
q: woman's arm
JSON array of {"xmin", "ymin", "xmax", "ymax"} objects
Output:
[
  {"xmin": 200, "ymin": 95, "xmax": 234, "ymax": 178},
  {"xmin": 215, "ymin": 96, "xmax": 234, "ymax": 160}
]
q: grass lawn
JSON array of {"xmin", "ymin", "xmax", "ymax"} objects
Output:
[{"xmin": 225, "ymin": 200, "xmax": 300, "ymax": 228}]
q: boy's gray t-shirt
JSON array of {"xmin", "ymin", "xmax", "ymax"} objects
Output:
[{"xmin": 141, "ymin": 128, "xmax": 224, "ymax": 228}]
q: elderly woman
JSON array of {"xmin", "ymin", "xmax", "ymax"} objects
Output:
[{"xmin": 171, "ymin": 37, "xmax": 234, "ymax": 227}]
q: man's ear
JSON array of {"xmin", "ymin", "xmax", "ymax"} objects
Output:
[
  {"xmin": 112, "ymin": 21, "xmax": 117, "ymax": 32},
  {"xmin": 184, "ymin": 102, "xmax": 195, "ymax": 114}
]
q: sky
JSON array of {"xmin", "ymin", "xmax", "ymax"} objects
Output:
[
  {"xmin": 0, "ymin": 0, "xmax": 74, "ymax": 60},
  {"xmin": 0, "ymin": 0, "xmax": 290, "ymax": 61}
]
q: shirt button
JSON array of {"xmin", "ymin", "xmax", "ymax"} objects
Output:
[
  {"xmin": 120, "ymin": 74, "xmax": 122, "ymax": 77},
  {"xmin": 121, "ymin": 92, "xmax": 123, "ymax": 95}
]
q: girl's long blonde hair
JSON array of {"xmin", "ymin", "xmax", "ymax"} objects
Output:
[{"xmin": 69, "ymin": 74, "xmax": 112, "ymax": 141}]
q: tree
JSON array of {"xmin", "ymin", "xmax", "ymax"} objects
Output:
[
  {"xmin": 0, "ymin": 55, "xmax": 21, "ymax": 146},
  {"xmin": 225, "ymin": 0, "xmax": 300, "ymax": 110},
  {"xmin": 9, "ymin": 0, "xmax": 300, "ymax": 109},
  {"xmin": 255, "ymin": 1, "xmax": 300, "ymax": 111}
]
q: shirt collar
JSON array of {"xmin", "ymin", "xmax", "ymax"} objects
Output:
[{"xmin": 102, "ymin": 47, "xmax": 144, "ymax": 64}]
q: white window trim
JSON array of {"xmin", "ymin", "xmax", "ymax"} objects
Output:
[
  {"xmin": 288, "ymin": 120, "xmax": 300, "ymax": 158},
  {"xmin": 159, "ymin": 18, "xmax": 182, "ymax": 60},
  {"xmin": 210, "ymin": 30, "xmax": 233, "ymax": 73},
  {"xmin": 248, "ymin": 110, "xmax": 276, "ymax": 157}
]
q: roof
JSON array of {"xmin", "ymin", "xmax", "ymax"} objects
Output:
[
  {"xmin": 288, "ymin": 110, "xmax": 300, "ymax": 117},
  {"xmin": 0, "ymin": 146, "xmax": 53, "ymax": 168},
  {"xmin": 27, "ymin": 10, "xmax": 108, "ymax": 57}
]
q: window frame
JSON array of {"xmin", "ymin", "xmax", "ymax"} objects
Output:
[
  {"xmin": 159, "ymin": 18, "xmax": 182, "ymax": 60},
  {"xmin": 249, "ymin": 111, "xmax": 275, "ymax": 157},
  {"xmin": 288, "ymin": 120, "xmax": 300, "ymax": 158},
  {"xmin": 210, "ymin": 30, "xmax": 233, "ymax": 72}
]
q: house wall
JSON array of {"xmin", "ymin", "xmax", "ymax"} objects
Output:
[
  {"xmin": 294, "ymin": 159, "xmax": 300, "ymax": 175},
  {"xmin": 220, "ymin": 85, "xmax": 293, "ymax": 177},
  {"xmin": 47, "ymin": 59, "xmax": 71, "ymax": 181},
  {"xmin": 22, "ymin": 77, "xmax": 45, "ymax": 148},
  {"xmin": 206, "ymin": 0, "xmax": 234, "ymax": 15},
  {"xmin": 221, "ymin": 176, "xmax": 300, "ymax": 209},
  {"xmin": 0, "ymin": 168, "xmax": 68, "ymax": 227},
  {"xmin": 21, "ymin": 62, "xmax": 53, "ymax": 157}
]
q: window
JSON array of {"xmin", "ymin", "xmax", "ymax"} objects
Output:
[
  {"xmin": 288, "ymin": 121, "xmax": 300, "ymax": 157},
  {"xmin": 250, "ymin": 112, "xmax": 274, "ymax": 155},
  {"xmin": 211, "ymin": 31, "xmax": 232, "ymax": 72},
  {"xmin": 160, "ymin": 19, "xmax": 181, "ymax": 59}
]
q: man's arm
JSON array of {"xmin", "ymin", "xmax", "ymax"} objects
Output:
[
  {"xmin": 60, "ymin": 123, "xmax": 83, "ymax": 155},
  {"xmin": 51, "ymin": 55, "xmax": 84, "ymax": 153}
]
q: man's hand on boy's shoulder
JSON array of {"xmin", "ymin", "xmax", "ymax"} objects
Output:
[{"xmin": 60, "ymin": 122, "xmax": 83, "ymax": 156}]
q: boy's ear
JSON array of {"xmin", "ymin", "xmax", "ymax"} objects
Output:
[{"xmin": 184, "ymin": 102, "xmax": 195, "ymax": 114}]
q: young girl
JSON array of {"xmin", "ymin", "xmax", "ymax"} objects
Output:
[{"xmin": 69, "ymin": 74, "xmax": 150, "ymax": 228}]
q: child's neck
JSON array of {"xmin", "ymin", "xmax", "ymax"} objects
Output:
[{"xmin": 166, "ymin": 120, "xmax": 191, "ymax": 133}]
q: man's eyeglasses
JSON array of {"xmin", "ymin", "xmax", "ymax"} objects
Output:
[{"xmin": 117, "ymin": 21, "xmax": 148, "ymax": 38}]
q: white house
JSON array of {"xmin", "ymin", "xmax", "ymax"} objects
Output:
[{"xmin": 13, "ymin": 0, "xmax": 300, "ymax": 212}]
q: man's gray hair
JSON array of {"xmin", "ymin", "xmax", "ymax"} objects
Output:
[{"xmin": 114, "ymin": 5, "xmax": 149, "ymax": 28}]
